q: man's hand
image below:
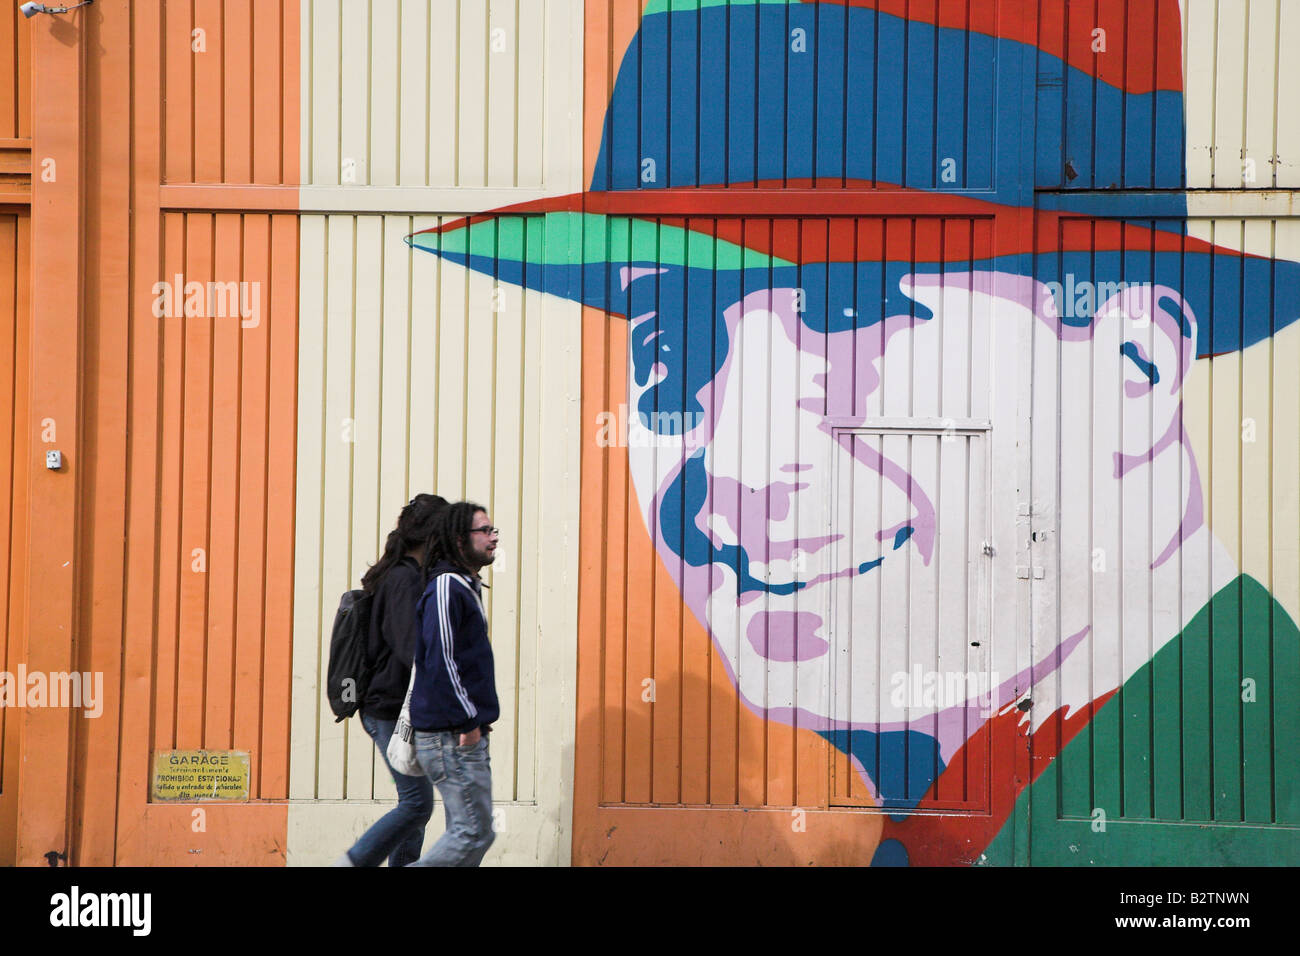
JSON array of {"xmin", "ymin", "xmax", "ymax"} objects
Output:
[{"xmin": 458, "ymin": 727, "xmax": 482, "ymax": 748}]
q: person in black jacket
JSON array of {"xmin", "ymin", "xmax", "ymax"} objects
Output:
[
  {"xmin": 408, "ymin": 500, "xmax": 500, "ymax": 866},
  {"xmin": 335, "ymin": 493, "xmax": 448, "ymax": 867}
]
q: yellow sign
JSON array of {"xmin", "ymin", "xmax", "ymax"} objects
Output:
[{"xmin": 151, "ymin": 750, "xmax": 251, "ymax": 802}]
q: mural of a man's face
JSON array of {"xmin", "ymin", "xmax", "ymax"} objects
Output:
[
  {"xmin": 403, "ymin": 0, "xmax": 1300, "ymax": 853},
  {"xmin": 622, "ymin": 264, "xmax": 1212, "ymax": 758}
]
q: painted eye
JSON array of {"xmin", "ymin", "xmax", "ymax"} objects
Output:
[{"xmin": 1120, "ymin": 341, "xmax": 1160, "ymax": 386}]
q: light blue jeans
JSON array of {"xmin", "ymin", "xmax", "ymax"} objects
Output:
[
  {"xmin": 345, "ymin": 712, "xmax": 434, "ymax": 867},
  {"xmin": 407, "ymin": 731, "xmax": 495, "ymax": 867}
]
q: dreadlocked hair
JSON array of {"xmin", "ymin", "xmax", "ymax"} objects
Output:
[
  {"xmin": 361, "ymin": 493, "xmax": 449, "ymax": 592},
  {"xmin": 423, "ymin": 500, "xmax": 487, "ymax": 578}
]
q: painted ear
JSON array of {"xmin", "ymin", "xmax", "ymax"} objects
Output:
[{"xmin": 1146, "ymin": 286, "xmax": 1198, "ymax": 397}]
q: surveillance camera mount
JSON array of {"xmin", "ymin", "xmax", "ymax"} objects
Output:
[{"xmin": 20, "ymin": 0, "xmax": 93, "ymax": 17}]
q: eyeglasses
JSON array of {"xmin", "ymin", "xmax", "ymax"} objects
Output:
[{"xmin": 470, "ymin": 525, "xmax": 499, "ymax": 536}]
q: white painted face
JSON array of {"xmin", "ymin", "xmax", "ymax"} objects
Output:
[
  {"xmin": 623, "ymin": 268, "xmax": 1220, "ymax": 749},
  {"xmin": 624, "ymin": 277, "xmax": 961, "ymax": 732}
]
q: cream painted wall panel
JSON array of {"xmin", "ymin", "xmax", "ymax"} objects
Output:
[
  {"xmin": 302, "ymin": 0, "xmax": 575, "ymax": 190},
  {"xmin": 307, "ymin": 0, "xmax": 342, "ymax": 186},
  {"xmin": 340, "ymin": 2, "xmax": 371, "ymax": 187},
  {"xmin": 370, "ymin": 2, "xmax": 401, "ymax": 187},
  {"xmin": 317, "ymin": 215, "xmax": 361, "ymax": 800},
  {"xmin": 345, "ymin": 217, "xmax": 387, "ymax": 800},
  {"xmin": 288, "ymin": 213, "xmax": 582, "ymax": 864},
  {"xmin": 545, "ymin": 0, "xmax": 584, "ymax": 195},
  {"xmin": 1182, "ymin": 0, "xmax": 1300, "ymax": 188},
  {"xmin": 429, "ymin": 0, "xmax": 460, "ymax": 187},
  {"xmin": 462, "ymin": 270, "xmax": 495, "ymax": 503},
  {"xmin": 458, "ymin": 1, "xmax": 489, "ymax": 188},
  {"xmin": 1183, "ymin": 0, "xmax": 1217, "ymax": 188},
  {"xmin": 486, "ymin": 277, "xmax": 526, "ymax": 803},
  {"xmin": 517, "ymin": 0, "xmax": 546, "ymax": 188},
  {"xmin": 512, "ymin": 277, "xmax": 549, "ymax": 804},
  {"xmin": 398, "ymin": 1, "xmax": 431, "ymax": 186},
  {"xmin": 379, "ymin": 217, "xmax": 415, "ymax": 525},
  {"xmin": 545, "ymin": 222, "xmax": 581, "ymax": 864},
  {"xmin": 1277, "ymin": 2, "xmax": 1300, "ymax": 186},
  {"xmin": 1180, "ymin": 217, "xmax": 1300, "ymax": 630},
  {"xmin": 436, "ymin": 245, "xmax": 470, "ymax": 495},
  {"xmin": 292, "ymin": 0, "xmax": 582, "ymax": 868},
  {"xmin": 1242, "ymin": 0, "xmax": 1279, "ymax": 189},
  {"xmin": 486, "ymin": 0, "xmax": 519, "ymax": 187},
  {"xmin": 1211, "ymin": 1, "xmax": 1247, "ymax": 190},
  {"xmin": 408, "ymin": 215, "xmax": 441, "ymax": 490},
  {"xmin": 290, "ymin": 219, "xmax": 328, "ymax": 800}
]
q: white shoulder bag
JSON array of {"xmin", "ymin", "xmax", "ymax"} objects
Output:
[{"xmin": 385, "ymin": 661, "xmax": 422, "ymax": 776}]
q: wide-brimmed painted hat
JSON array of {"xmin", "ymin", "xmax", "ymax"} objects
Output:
[{"xmin": 409, "ymin": 0, "xmax": 1300, "ymax": 399}]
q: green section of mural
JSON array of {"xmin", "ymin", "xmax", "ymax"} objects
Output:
[
  {"xmin": 408, "ymin": 213, "xmax": 793, "ymax": 272},
  {"xmin": 984, "ymin": 574, "xmax": 1300, "ymax": 865},
  {"xmin": 642, "ymin": 0, "xmax": 795, "ymax": 16}
]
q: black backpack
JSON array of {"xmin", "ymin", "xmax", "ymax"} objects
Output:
[{"xmin": 326, "ymin": 589, "xmax": 375, "ymax": 722}]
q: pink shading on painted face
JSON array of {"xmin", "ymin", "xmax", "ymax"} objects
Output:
[
  {"xmin": 814, "ymin": 312, "xmax": 923, "ymax": 418},
  {"xmin": 810, "ymin": 316, "xmax": 939, "ymax": 563},
  {"xmin": 904, "ymin": 271, "xmax": 1204, "ymax": 572},
  {"xmin": 747, "ymin": 611, "xmax": 830, "ymax": 662},
  {"xmin": 652, "ymin": 285, "xmax": 941, "ymax": 623},
  {"xmin": 718, "ymin": 287, "xmax": 939, "ymax": 564},
  {"xmin": 708, "ymin": 476, "xmax": 815, "ymax": 558}
]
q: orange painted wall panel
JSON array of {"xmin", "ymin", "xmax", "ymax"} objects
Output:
[
  {"xmin": 1, "ymin": 5, "xmax": 31, "ymax": 140},
  {"xmin": 147, "ymin": 211, "xmax": 298, "ymax": 787},
  {"xmin": 106, "ymin": 208, "xmax": 299, "ymax": 865},
  {"xmin": 71, "ymin": 0, "xmax": 133, "ymax": 863},
  {"xmin": 0, "ymin": 211, "xmax": 30, "ymax": 866},
  {"xmin": 161, "ymin": 0, "xmax": 297, "ymax": 184},
  {"xmin": 574, "ymin": 304, "xmax": 861, "ymax": 863},
  {"xmin": 14, "ymin": 1, "xmax": 302, "ymax": 865}
]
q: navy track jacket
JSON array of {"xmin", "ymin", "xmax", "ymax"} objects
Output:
[{"xmin": 411, "ymin": 561, "xmax": 498, "ymax": 734}]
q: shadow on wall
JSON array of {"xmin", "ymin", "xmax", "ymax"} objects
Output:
[{"xmin": 572, "ymin": 666, "xmax": 887, "ymax": 866}]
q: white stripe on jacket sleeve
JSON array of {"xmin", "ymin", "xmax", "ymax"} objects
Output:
[{"xmin": 437, "ymin": 573, "xmax": 478, "ymax": 719}]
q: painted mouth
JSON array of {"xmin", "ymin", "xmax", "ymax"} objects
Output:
[{"xmin": 751, "ymin": 523, "xmax": 916, "ymax": 598}]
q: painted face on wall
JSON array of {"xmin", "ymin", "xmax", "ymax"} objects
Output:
[
  {"xmin": 623, "ymin": 272, "xmax": 933, "ymax": 729},
  {"xmin": 407, "ymin": 0, "xmax": 1300, "ymax": 836},
  {"xmin": 621, "ymin": 262, "xmax": 1218, "ymax": 760},
  {"xmin": 409, "ymin": 201, "xmax": 1295, "ymax": 813}
]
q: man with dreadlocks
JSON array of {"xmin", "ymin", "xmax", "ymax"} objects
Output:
[{"xmin": 407, "ymin": 500, "xmax": 500, "ymax": 867}]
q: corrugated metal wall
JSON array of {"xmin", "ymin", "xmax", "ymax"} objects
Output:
[
  {"xmin": 0, "ymin": 4, "xmax": 30, "ymax": 141},
  {"xmin": 302, "ymin": 0, "xmax": 550, "ymax": 189},
  {"xmin": 161, "ymin": 0, "xmax": 298, "ymax": 184},
  {"xmin": 147, "ymin": 211, "xmax": 299, "ymax": 796},
  {"xmin": 287, "ymin": 213, "xmax": 576, "ymax": 806},
  {"xmin": 5, "ymin": 0, "xmax": 1299, "ymax": 868},
  {"xmin": 1015, "ymin": 209, "xmax": 1300, "ymax": 864},
  {"xmin": 2, "ymin": 2, "xmax": 32, "ymax": 867},
  {"xmin": 0, "ymin": 211, "xmax": 30, "ymax": 865},
  {"xmin": 569, "ymin": 0, "xmax": 1300, "ymax": 866},
  {"xmin": 285, "ymin": 0, "xmax": 584, "ymax": 866},
  {"xmin": 21, "ymin": 2, "xmax": 302, "ymax": 865},
  {"xmin": 1182, "ymin": 0, "xmax": 1300, "ymax": 188}
]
